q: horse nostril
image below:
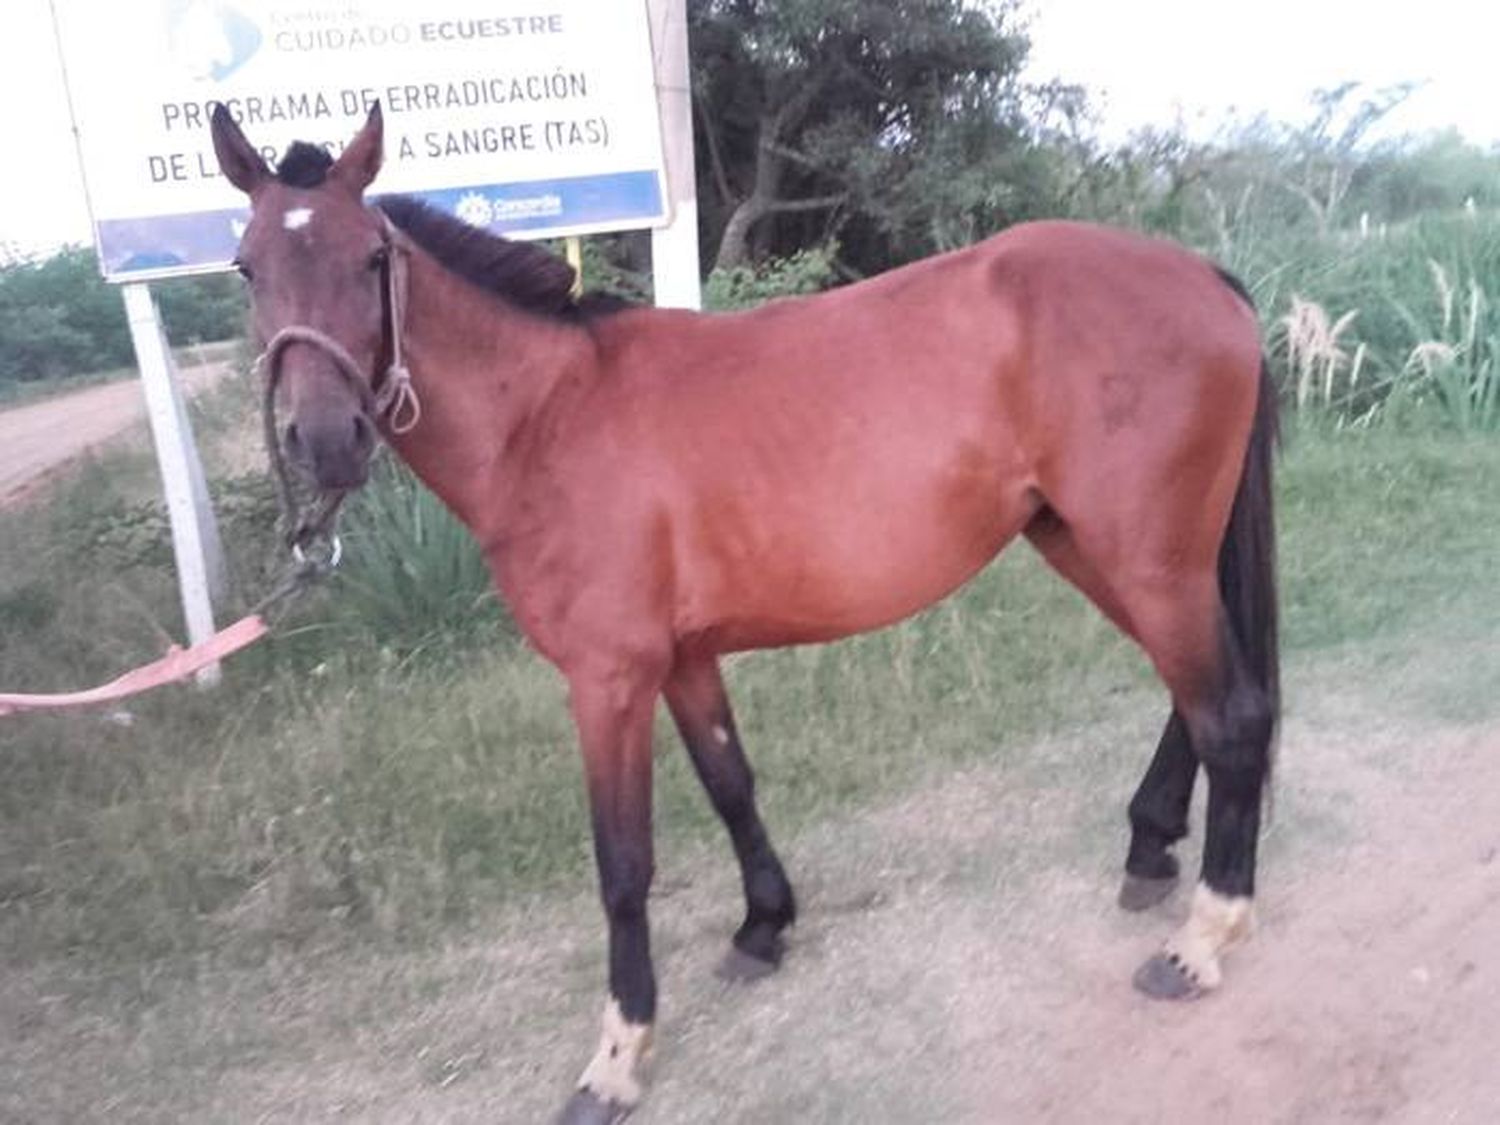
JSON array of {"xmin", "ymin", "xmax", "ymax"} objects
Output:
[
  {"xmin": 351, "ymin": 413, "xmax": 373, "ymax": 450},
  {"xmin": 283, "ymin": 422, "xmax": 301, "ymax": 455}
]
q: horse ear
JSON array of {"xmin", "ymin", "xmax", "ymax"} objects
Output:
[
  {"xmin": 330, "ymin": 103, "xmax": 384, "ymax": 196},
  {"xmin": 210, "ymin": 104, "xmax": 268, "ymax": 194}
]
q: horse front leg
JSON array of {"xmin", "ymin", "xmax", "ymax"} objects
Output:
[
  {"xmin": 559, "ymin": 658, "xmax": 663, "ymax": 1125},
  {"xmin": 664, "ymin": 652, "xmax": 796, "ymax": 980}
]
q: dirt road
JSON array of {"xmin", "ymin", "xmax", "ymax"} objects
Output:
[
  {"xmin": 3, "ymin": 626, "xmax": 1496, "ymax": 1123},
  {"xmin": 0, "ymin": 361, "xmax": 231, "ymax": 506}
]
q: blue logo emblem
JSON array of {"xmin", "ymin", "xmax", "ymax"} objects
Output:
[{"xmin": 165, "ymin": 1, "xmax": 262, "ymax": 82}]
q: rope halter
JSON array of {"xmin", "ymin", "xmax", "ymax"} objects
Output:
[{"xmin": 253, "ymin": 209, "xmax": 422, "ymax": 555}]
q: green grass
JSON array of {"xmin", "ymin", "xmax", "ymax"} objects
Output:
[
  {"xmin": 1233, "ymin": 212, "xmax": 1500, "ymax": 431},
  {"xmin": 3, "ymin": 427, "xmax": 1498, "ymax": 975},
  {"xmin": 1277, "ymin": 428, "xmax": 1500, "ymax": 648}
]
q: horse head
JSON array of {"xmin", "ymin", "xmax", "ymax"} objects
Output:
[{"xmin": 211, "ymin": 103, "xmax": 400, "ymax": 492}]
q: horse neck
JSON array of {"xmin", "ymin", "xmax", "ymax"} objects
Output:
[{"xmin": 382, "ymin": 248, "xmax": 588, "ymax": 540}]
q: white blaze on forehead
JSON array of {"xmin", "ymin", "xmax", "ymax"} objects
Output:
[{"xmin": 283, "ymin": 207, "xmax": 314, "ymax": 231}]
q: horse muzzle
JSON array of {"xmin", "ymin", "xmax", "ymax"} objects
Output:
[{"xmin": 282, "ymin": 409, "xmax": 376, "ymax": 491}]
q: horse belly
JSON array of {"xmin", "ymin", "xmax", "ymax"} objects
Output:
[{"xmin": 680, "ymin": 460, "xmax": 1037, "ymax": 651}]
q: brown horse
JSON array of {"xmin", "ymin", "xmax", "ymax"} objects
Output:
[{"xmin": 212, "ymin": 105, "xmax": 1278, "ymax": 1123}]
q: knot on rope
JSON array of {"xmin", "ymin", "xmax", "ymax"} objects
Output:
[{"xmin": 375, "ymin": 363, "xmax": 421, "ymax": 434}]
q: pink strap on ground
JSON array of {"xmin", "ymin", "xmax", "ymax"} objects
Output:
[{"xmin": 0, "ymin": 615, "xmax": 269, "ymax": 717}]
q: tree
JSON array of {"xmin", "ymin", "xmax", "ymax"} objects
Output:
[
  {"xmin": 689, "ymin": 0, "xmax": 1041, "ymax": 275},
  {"xmin": 157, "ymin": 272, "xmax": 246, "ymax": 345},
  {"xmin": 1276, "ymin": 82, "xmax": 1417, "ymax": 234},
  {"xmin": 1347, "ymin": 129, "xmax": 1500, "ymax": 222},
  {"xmin": 0, "ymin": 248, "xmax": 131, "ymax": 381},
  {"xmin": 0, "ymin": 247, "xmax": 244, "ymax": 385}
]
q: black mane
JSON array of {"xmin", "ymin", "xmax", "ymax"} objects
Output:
[
  {"xmin": 378, "ymin": 195, "xmax": 585, "ymax": 319},
  {"xmin": 269, "ymin": 143, "xmax": 629, "ymax": 321},
  {"xmin": 274, "ymin": 142, "xmax": 335, "ymax": 189}
]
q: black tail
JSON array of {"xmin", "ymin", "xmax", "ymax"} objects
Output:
[{"xmin": 1217, "ymin": 357, "xmax": 1281, "ymax": 775}]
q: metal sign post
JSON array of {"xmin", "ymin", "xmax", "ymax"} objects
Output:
[
  {"xmin": 122, "ymin": 282, "xmax": 226, "ymax": 684},
  {"xmin": 648, "ymin": 0, "xmax": 702, "ymax": 310}
]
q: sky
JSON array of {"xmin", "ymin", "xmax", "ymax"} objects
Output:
[
  {"xmin": 2, "ymin": 0, "xmax": 1498, "ymax": 257},
  {"xmin": 1020, "ymin": 0, "xmax": 1500, "ymax": 145}
]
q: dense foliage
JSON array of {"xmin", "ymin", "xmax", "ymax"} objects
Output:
[
  {"xmin": 689, "ymin": 0, "xmax": 1045, "ymax": 274},
  {"xmin": 0, "ymin": 248, "xmax": 243, "ymax": 385}
]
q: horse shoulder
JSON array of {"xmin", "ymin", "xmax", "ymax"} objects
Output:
[{"xmin": 488, "ymin": 390, "xmax": 680, "ymax": 673}]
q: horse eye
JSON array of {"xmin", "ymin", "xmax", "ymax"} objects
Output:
[
  {"xmin": 233, "ymin": 258, "xmax": 254, "ymax": 282},
  {"xmin": 367, "ymin": 246, "xmax": 389, "ymax": 272}
]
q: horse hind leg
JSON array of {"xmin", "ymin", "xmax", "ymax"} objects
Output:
[
  {"xmin": 1122, "ymin": 574, "xmax": 1275, "ymax": 1000},
  {"xmin": 1120, "ymin": 710, "xmax": 1197, "ymax": 911},
  {"xmin": 663, "ymin": 652, "xmax": 796, "ymax": 981},
  {"xmin": 1135, "ymin": 367, "xmax": 1279, "ymax": 998},
  {"xmin": 1025, "ymin": 514, "xmax": 1197, "ymax": 911}
]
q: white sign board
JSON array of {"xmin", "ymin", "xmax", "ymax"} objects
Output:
[{"xmin": 51, "ymin": 0, "xmax": 670, "ymax": 280}]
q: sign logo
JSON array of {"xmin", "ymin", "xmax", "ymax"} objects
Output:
[
  {"xmin": 165, "ymin": 1, "xmax": 262, "ymax": 82},
  {"xmin": 453, "ymin": 192, "xmax": 494, "ymax": 228}
]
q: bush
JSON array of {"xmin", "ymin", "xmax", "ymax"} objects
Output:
[
  {"xmin": 0, "ymin": 249, "xmax": 131, "ymax": 381},
  {"xmin": 704, "ymin": 245, "xmax": 839, "ymax": 311},
  {"xmin": 1260, "ymin": 213, "xmax": 1500, "ymax": 431},
  {"xmin": 0, "ymin": 247, "xmax": 243, "ymax": 387},
  {"xmin": 327, "ymin": 457, "xmax": 508, "ymax": 651}
]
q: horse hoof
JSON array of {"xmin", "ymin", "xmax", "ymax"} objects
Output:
[
  {"xmin": 1118, "ymin": 873, "xmax": 1178, "ymax": 912},
  {"xmin": 716, "ymin": 946, "xmax": 779, "ymax": 983},
  {"xmin": 557, "ymin": 1089, "xmax": 632, "ymax": 1125},
  {"xmin": 1132, "ymin": 952, "xmax": 1203, "ymax": 1001}
]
